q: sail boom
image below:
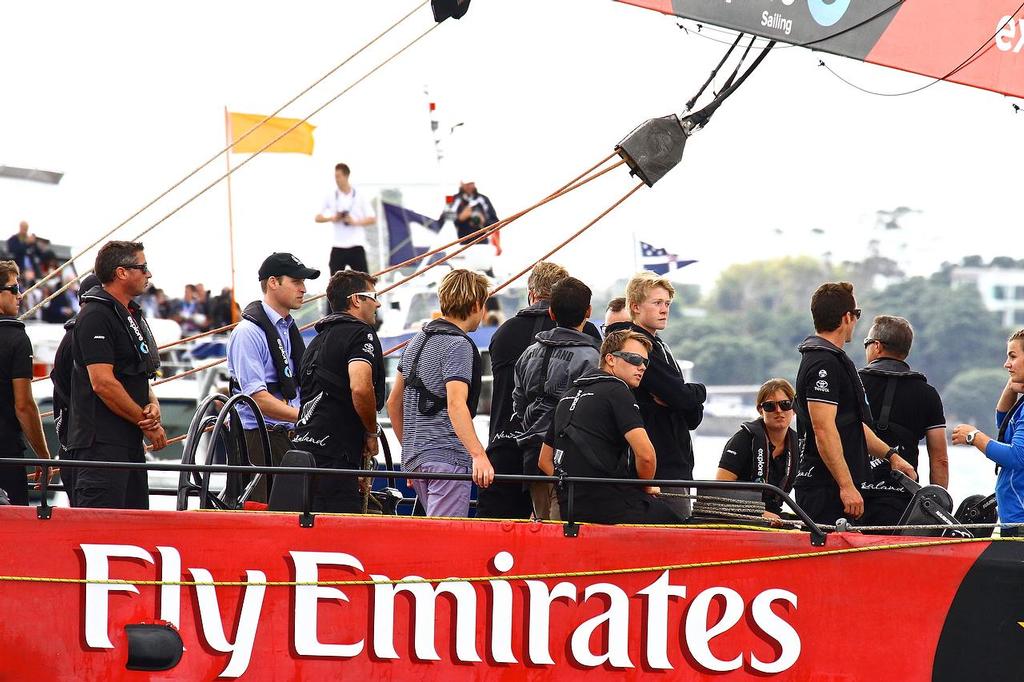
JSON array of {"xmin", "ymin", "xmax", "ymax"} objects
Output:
[{"xmin": 616, "ymin": 0, "xmax": 1024, "ymax": 99}]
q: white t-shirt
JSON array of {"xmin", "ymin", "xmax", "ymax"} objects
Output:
[{"xmin": 320, "ymin": 186, "xmax": 376, "ymax": 249}]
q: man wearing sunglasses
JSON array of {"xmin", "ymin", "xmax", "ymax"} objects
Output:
[
  {"xmin": 293, "ymin": 270, "xmax": 384, "ymax": 513},
  {"xmin": 0, "ymin": 260, "xmax": 54, "ymax": 505},
  {"xmin": 67, "ymin": 241, "xmax": 165, "ymax": 509},
  {"xmin": 794, "ymin": 282, "xmax": 916, "ymax": 525},
  {"xmin": 227, "ymin": 252, "xmax": 320, "ymax": 503},
  {"xmin": 858, "ymin": 315, "xmax": 947, "ymax": 529},
  {"xmin": 538, "ymin": 330, "xmax": 686, "ymax": 525}
]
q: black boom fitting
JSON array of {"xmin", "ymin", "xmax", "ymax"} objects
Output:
[{"xmin": 431, "ymin": 0, "xmax": 471, "ymax": 22}]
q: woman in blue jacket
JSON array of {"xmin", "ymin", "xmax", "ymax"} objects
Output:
[{"xmin": 952, "ymin": 329, "xmax": 1024, "ymax": 535}]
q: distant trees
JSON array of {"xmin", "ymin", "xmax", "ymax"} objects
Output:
[
  {"xmin": 660, "ymin": 258, "xmax": 1010, "ymax": 402},
  {"xmin": 943, "ymin": 369, "xmax": 1009, "ymax": 427}
]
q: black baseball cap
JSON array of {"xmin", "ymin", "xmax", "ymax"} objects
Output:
[{"xmin": 257, "ymin": 253, "xmax": 321, "ymax": 281}]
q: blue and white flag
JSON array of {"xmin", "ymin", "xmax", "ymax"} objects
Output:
[
  {"xmin": 382, "ymin": 202, "xmax": 443, "ymax": 267},
  {"xmin": 639, "ymin": 240, "xmax": 696, "ymax": 275}
]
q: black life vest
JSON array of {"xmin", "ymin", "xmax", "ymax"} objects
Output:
[
  {"xmin": 406, "ymin": 318, "xmax": 482, "ymax": 417},
  {"xmin": 859, "ymin": 357, "xmax": 927, "ymax": 450},
  {"xmin": 79, "ymin": 286, "xmax": 161, "ymax": 378},
  {"xmin": 795, "ymin": 335, "xmax": 871, "ymax": 429},
  {"xmin": 739, "ymin": 418, "xmax": 798, "ymax": 492},
  {"xmin": 231, "ymin": 301, "xmax": 305, "ymax": 400},
  {"xmin": 301, "ymin": 313, "xmax": 385, "ymax": 409},
  {"xmin": 552, "ymin": 372, "xmax": 631, "ymax": 478}
]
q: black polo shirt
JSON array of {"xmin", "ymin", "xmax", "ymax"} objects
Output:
[
  {"xmin": 294, "ymin": 317, "xmax": 381, "ymax": 464},
  {"xmin": 794, "ymin": 340, "xmax": 870, "ymax": 489},
  {"xmin": 544, "ymin": 370, "xmax": 647, "ymax": 511},
  {"xmin": 67, "ymin": 299, "xmax": 150, "ymax": 450},
  {"xmin": 0, "ymin": 319, "xmax": 34, "ymax": 455},
  {"xmin": 859, "ymin": 360, "xmax": 945, "ymax": 494}
]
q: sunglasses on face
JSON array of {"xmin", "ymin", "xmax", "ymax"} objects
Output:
[
  {"xmin": 0, "ymin": 284, "xmax": 20, "ymax": 295},
  {"xmin": 611, "ymin": 351, "xmax": 649, "ymax": 368},
  {"xmin": 850, "ymin": 308, "xmax": 862, "ymax": 320},
  {"xmin": 760, "ymin": 399, "xmax": 794, "ymax": 413},
  {"xmin": 349, "ymin": 291, "xmax": 378, "ymax": 301},
  {"xmin": 863, "ymin": 337, "xmax": 880, "ymax": 349},
  {"xmin": 122, "ymin": 263, "xmax": 150, "ymax": 274}
]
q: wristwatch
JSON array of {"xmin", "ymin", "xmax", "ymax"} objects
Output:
[
  {"xmin": 966, "ymin": 430, "xmax": 980, "ymax": 446},
  {"xmin": 883, "ymin": 446, "xmax": 899, "ymax": 460}
]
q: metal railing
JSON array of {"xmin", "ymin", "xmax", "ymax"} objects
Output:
[{"xmin": 0, "ymin": 456, "xmax": 827, "ymax": 545}]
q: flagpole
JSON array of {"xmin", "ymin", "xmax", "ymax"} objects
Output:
[
  {"xmin": 223, "ymin": 107, "xmax": 239, "ymax": 324},
  {"xmin": 632, "ymin": 230, "xmax": 639, "ymax": 273}
]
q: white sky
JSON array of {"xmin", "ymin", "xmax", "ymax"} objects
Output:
[{"xmin": 1, "ymin": 0, "xmax": 1021, "ymax": 304}]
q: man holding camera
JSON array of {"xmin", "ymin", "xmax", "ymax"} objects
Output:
[
  {"xmin": 451, "ymin": 178, "xmax": 501, "ymax": 256},
  {"xmin": 315, "ymin": 162, "xmax": 377, "ymax": 275}
]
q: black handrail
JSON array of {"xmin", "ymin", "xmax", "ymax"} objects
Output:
[{"xmin": 4, "ymin": 456, "xmax": 827, "ymax": 545}]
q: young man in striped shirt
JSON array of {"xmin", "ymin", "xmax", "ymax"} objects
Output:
[{"xmin": 387, "ymin": 269, "xmax": 495, "ymax": 516}]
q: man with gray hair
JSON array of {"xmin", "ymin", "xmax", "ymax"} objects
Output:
[
  {"xmin": 859, "ymin": 314, "xmax": 948, "ymax": 528},
  {"xmin": 478, "ymin": 262, "xmax": 601, "ymax": 518}
]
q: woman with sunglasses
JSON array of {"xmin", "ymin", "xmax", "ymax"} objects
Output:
[{"xmin": 715, "ymin": 378, "xmax": 799, "ymax": 523}]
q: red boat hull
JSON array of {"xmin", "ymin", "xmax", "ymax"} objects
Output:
[{"xmin": 0, "ymin": 507, "xmax": 1019, "ymax": 680}]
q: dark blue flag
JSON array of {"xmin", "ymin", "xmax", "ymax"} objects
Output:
[
  {"xmin": 382, "ymin": 202, "xmax": 442, "ymax": 267},
  {"xmin": 639, "ymin": 240, "xmax": 696, "ymax": 275}
]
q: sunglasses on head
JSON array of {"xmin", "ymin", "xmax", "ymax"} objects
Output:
[
  {"xmin": 0, "ymin": 284, "xmax": 20, "ymax": 295},
  {"xmin": 760, "ymin": 399, "xmax": 794, "ymax": 413},
  {"xmin": 611, "ymin": 351, "xmax": 649, "ymax": 368}
]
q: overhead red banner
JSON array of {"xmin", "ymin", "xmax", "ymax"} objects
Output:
[
  {"xmin": 0, "ymin": 507, "xmax": 1021, "ymax": 679},
  {"xmin": 616, "ymin": 0, "xmax": 1024, "ymax": 99}
]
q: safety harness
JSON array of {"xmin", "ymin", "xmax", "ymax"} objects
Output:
[
  {"xmin": 78, "ymin": 286, "xmax": 161, "ymax": 378},
  {"xmin": 230, "ymin": 301, "xmax": 305, "ymax": 400},
  {"xmin": 406, "ymin": 318, "xmax": 481, "ymax": 417}
]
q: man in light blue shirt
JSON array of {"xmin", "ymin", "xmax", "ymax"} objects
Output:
[{"xmin": 227, "ymin": 252, "xmax": 320, "ymax": 502}]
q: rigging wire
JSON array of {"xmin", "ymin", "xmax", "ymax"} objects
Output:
[
  {"xmin": 684, "ymin": 31, "xmax": 744, "ymax": 112},
  {"xmin": 30, "ymin": 152, "xmax": 623, "ymax": 386},
  {"xmin": 47, "ymin": 152, "xmax": 624, "ymax": 409},
  {"xmin": 381, "ymin": 180, "xmax": 646, "ymax": 358},
  {"xmin": 716, "ymin": 35, "xmax": 757, "ymax": 96},
  {"xmin": 154, "ymin": 177, "xmax": 646, "ymax": 449},
  {"xmin": 685, "ymin": 40, "xmax": 776, "ymax": 130},
  {"xmin": 21, "ymin": 20, "xmax": 443, "ymax": 321},
  {"xmin": 19, "ymin": 0, "xmax": 432, "ymax": 304},
  {"xmin": 817, "ymin": 2, "xmax": 1024, "ymax": 97}
]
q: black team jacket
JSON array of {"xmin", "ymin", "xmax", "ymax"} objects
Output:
[
  {"xmin": 487, "ymin": 299, "xmax": 601, "ymax": 445},
  {"xmin": 629, "ymin": 324, "xmax": 707, "ymax": 481}
]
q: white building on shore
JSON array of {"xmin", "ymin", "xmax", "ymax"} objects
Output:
[{"xmin": 952, "ymin": 266, "xmax": 1024, "ymax": 328}]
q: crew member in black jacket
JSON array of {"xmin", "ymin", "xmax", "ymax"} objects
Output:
[
  {"xmin": 478, "ymin": 262, "xmax": 600, "ymax": 518},
  {"xmin": 625, "ymin": 272, "xmax": 706, "ymax": 518},
  {"xmin": 49, "ymin": 273, "xmax": 101, "ymax": 505},
  {"xmin": 294, "ymin": 270, "xmax": 384, "ymax": 513},
  {"xmin": 858, "ymin": 315, "xmax": 947, "ymax": 527}
]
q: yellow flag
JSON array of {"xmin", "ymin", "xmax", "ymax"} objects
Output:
[{"xmin": 227, "ymin": 112, "xmax": 315, "ymax": 155}]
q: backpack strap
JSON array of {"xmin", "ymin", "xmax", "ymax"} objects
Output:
[{"xmin": 876, "ymin": 376, "xmax": 899, "ymax": 433}]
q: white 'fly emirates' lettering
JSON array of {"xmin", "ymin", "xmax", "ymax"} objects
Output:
[{"xmin": 81, "ymin": 544, "xmax": 801, "ymax": 678}]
